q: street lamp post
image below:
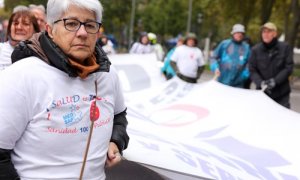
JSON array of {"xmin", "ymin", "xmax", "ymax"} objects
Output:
[
  {"xmin": 129, "ymin": 0, "xmax": 136, "ymax": 50},
  {"xmin": 186, "ymin": 0, "xmax": 193, "ymax": 34}
]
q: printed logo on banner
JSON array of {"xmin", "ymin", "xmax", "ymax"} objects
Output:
[
  {"xmin": 127, "ymin": 126, "xmax": 297, "ymax": 180},
  {"xmin": 149, "ymin": 104, "xmax": 209, "ymax": 127}
]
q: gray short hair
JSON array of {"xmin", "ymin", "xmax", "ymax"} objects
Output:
[
  {"xmin": 46, "ymin": 0, "xmax": 103, "ymax": 25},
  {"xmin": 13, "ymin": 5, "xmax": 29, "ymax": 13},
  {"xmin": 28, "ymin": 4, "xmax": 46, "ymax": 13}
]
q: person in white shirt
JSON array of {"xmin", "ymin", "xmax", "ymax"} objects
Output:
[
  {"xmin": 0, "ymin": 0, "xmax": 129, "ymax": 179},
  {"xmin": 148, "ymin": 32, "xmax": 165, "ymax": 61},
  {"xmin": 100, "ymin": 34, "xmax": 116, "ymax": 54},
  {"xmin": 129, "ymin": 32, "xmax": 153, "ymax": 54},
  {"xmin": 0, "ymin": 9, "xmax": 40, "ymax": 71},
  {"xmin": 170, "ymin": 33, "xmax": 205, "ymax": 83}
]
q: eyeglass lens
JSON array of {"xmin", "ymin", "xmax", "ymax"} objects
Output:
[{"xmin": 64, "ymin": 19, "xmax": 100, "ymax": 34}]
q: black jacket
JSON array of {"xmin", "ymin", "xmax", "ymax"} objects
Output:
[
  {"xmin": 248, "ymin": 40, "xmax": 294, "ymax": 99},
  {"xmin": 0, "ymin": 32, "xmax": 129, "ymax": 179}
]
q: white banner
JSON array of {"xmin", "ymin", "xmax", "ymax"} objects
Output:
[{"xmin": 110, "ymin": 54, "xmax": 300, "ymax": 179}]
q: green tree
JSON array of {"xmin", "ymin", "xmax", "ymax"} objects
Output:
[
  {"xmin": 284, "ymin": 0, "xmax": 300, "ymax": 47},
  {"xmin": 4, "ymin": 0, "xmax": 47, "ymax": 11},
  {"xmin": 1, "ymin": 0, "xmax": 298, "ymax": 49},
  {"xmin": 101, "ymin": 0, "xmax": 132, "ymax": 50}
]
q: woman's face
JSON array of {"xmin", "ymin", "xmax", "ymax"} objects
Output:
[
  {"xmin": 141, "ymin": 36, "xmax": 149, "ymax": 45},
  {"xmin": 10, "ymin": 16, "xmax": 36, "ymax": 42},
  {"xmin": 47, "ymin": 5, "xmax": 99, "ymax": 63}
]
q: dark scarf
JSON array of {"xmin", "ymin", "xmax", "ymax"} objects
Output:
[{"xmin": 11, "ymin": 32, "xmax": 111, "ymax": 78}]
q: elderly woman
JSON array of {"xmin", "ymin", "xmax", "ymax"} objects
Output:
[
  {"xmin": 0, "ymin": 9, "xmax": 39, "ymax": 71},
  {"xmin": 0, "ymin": 0, "xmax": 129, "ymax": 179}
]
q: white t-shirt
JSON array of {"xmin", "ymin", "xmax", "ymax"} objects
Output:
[
  {"xmin": 171, "ymin": 45, "xmax": 205, "ymax": 78},
  {"xmin": 129, "ymin": 42, "xmax": 153, "ymax": 54},
  {"xmin": 0, "ymin": 57, "xmax": 126, "ymax": 180},
  {"xmin": 102, "ymin": 44, "xmax": 116, "ymax": 54},
  {"xmin": 152, "ymin": 44, "xmax": 165, "ymax": 61},
  {"xmin": 0, "ymin": 41, "xmax": 14, "ymax": 71}
]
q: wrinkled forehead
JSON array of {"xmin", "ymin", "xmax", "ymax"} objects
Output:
[{"xmin": 63, "ymin": 6, "xmax": 96, "ymax": 19}]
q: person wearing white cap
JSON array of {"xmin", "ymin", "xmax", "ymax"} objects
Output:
[
  {"xmin": 249, "ymin": 22, "xmax": 294, "ymax": 108},
  {"xmin": 210, "ymin": 24, "xmax": 251, "ymax": 88}
]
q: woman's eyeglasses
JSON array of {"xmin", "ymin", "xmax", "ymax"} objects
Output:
[{"xmin": 54, "ymin": 18, "xmax": 101, "ymax": 34}]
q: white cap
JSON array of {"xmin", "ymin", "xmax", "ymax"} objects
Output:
[
  {"xmin": 231, "ymin": 24, "xmax": 245, "ymax": 34},
  {"xmin": 148, "ymin": 32, "xmax": 157, "ymax": 40},
  {"xmin": 261, "ymin": 22, "xmax": 277, "ymax": 31}
]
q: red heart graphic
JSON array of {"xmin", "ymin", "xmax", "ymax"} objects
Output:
[{"xmin": 90, "ymin": 100, "xmax": 100, "ymax": 121}]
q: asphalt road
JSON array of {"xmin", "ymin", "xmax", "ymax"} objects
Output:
[{"xmin": 291, "ymin": 88, "xmax": 300, "ymax": 113}]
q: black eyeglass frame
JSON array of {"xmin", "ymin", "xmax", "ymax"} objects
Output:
[{"xmin": 53, "ymin": 18, "xmax": 102, "ymax": 34}]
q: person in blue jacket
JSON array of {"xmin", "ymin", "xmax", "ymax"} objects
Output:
[
  {"xmin": 161, "ymin": 36, "xmax": 184, "ymax": 80},
  {"xmin": 210, "ymin": 24, "xmax": 251, "ymax": 88}
]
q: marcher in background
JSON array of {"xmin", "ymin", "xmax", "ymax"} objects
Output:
[
  {"xmin": 249, "ymin": 22, "xmax": 294, "ymax": 108},
  {"xmin": 161, "ymin": 36, "xmax": 184, "ymax": 80},
  {"xmin": 0, "ymin": 0, "xmax": 129, "ymax": 179},
  {"xmin": 148, "ymin": 32, "xmax": 165, "ymax": 61},
  {"xmin": 101, "ymin": 34, "xmax": 116, "ymax": 54},
  {"xmin": 243, "ymin": 35, "xmax": 254, "ymax": 89},
  {"xmin": 29, "ymin": 4, "xmax": 47, "ymax": 31},
  {"xmin": 0, "ymin": 19, "xmax": 9, "ymax": 42},
  {"xmin": 129, "ymin": 32, "xmax": 153, "ymax": 54},
  {"xmin": 97, "ymin": 26, "xmax": 114, "ymax": 47},
  {"xmin": 210, "ymin": 24, "xmax": 251, "ymax": 88},
  {"xmin": 0, "ymin": 9, "xmax": 40, "ymax": 71},
  {"xmin": 170, "ymin": 33, "xmax": 205, "ymax": 83}
]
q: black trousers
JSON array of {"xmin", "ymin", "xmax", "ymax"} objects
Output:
[{"xmin": 177, "ymin": 73, "xmax": 197, "ymax": 83}]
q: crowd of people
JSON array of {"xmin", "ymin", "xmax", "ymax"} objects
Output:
[
  {"xmin": 159, "ymin": 22, "xmax": 293, "ymax": 109},
  {"xmin": 0, "ymin": 5, "xmax": 41, "ymax": 70},
  {"xmin": 0, "ymin": 4, "xmax": 294, "ymax": 107},
  {"xmin": 0, "ymin": 0, "xmax": 295, "ymax": 179},
  {"xmin": 210, "ymin": 22, "xmax": 294, "ymax": 109},
  {"xmin": 0, "ymin": 0, "xmax": 129, "ymax": 179}
]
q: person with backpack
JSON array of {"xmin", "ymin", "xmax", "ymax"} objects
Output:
[{"xmin": 210, "ymin": 24, "xmax": 251, "ymax": 88}]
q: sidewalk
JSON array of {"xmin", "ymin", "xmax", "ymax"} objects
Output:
[{"xmin": 291, "ymin": 77, "xmax": 300, "ymax": 90}]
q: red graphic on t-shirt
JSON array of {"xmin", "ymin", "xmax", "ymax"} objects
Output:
[
  {"xmin": 190, "ymin": 53, "xmax": 195, "ymax": 59},
  {"xmin": 46, "ymin": 108, "xmax": 51, "ymax": 120},
  {"xmin": 90, "ymin": 100, "xmax": 100, "ymax": 121}
]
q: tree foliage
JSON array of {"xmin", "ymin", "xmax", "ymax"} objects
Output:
[
  {"xmin": 0, "ymin": 0, "xmax": 299, "ymax": 49},
  {"xmin": 4, "ymin": 0, "xmax": 47, "ymax": 11}
]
